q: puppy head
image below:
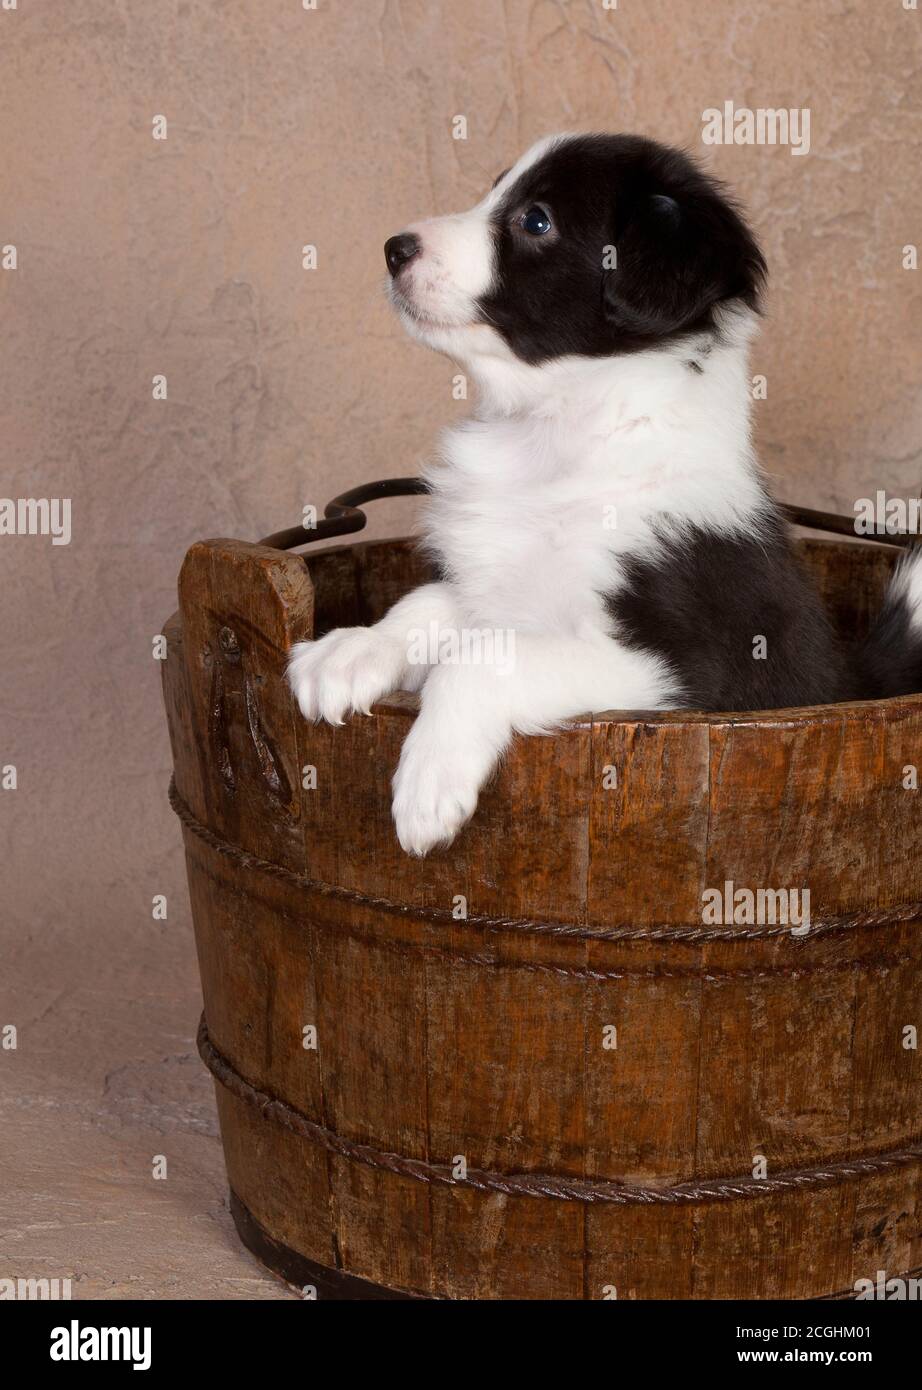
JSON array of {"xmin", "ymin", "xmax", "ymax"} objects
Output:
[{"xmin": 385, "ymin": 133, "xmax": 766, "ymax": 367}]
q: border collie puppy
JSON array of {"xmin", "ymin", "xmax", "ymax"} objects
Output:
[{"xmin": 289, "ymin": 133, "xmax": 922, "ymax": 856}]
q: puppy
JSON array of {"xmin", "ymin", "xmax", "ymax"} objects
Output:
[{"xmin": 289, "ymin": 133, "xmax": 922, "ymax": 856}]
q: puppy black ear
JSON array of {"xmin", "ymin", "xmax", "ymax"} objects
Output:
[{"xmin": 602, "ymin": 183, "xmax": 765, "ymax": 339}]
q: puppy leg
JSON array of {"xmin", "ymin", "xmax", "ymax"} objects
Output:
[
  {"xmin": 392, "ymin": 632, "xmax": 675, "ymax": 855},
  {"xmin": 288, "ymin": 582, "xmax": 459, "ymax": 724}
]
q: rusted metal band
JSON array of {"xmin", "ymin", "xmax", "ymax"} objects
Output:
[
  {"xmin": 231, "ymin": 1184, "xmax": 922, "ymax": 1299},
  {"xmin": 228, "ymin": 1192, "xmax": 433, "ymax": 1299},
  {"xmin": 169, "ymin": 776, "xmax": 922, "ymax": 948},
  {"xmin": 231, "ymin": 1187, "xmax": 922, "ymax": 1300},
  {"xmin": 198, "ymin": 1016, "xmax": 922, "ymax": 1207}
]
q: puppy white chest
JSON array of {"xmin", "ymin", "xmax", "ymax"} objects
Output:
[{"xmin": 423, "ymin": 419, "xmax": 623, "ymax": 633}]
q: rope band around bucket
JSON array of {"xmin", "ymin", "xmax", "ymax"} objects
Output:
[
  {"xmin": 168, "ymin": 776, "xmax": 922, "ymax": 954},
  {"xmin": 197, "ymin": 1016, "xmax": 922, "ymax": 1207}
]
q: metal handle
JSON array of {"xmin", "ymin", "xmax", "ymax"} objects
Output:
[
  {"xmin": 260, "ymin": 477, "xmax": 428, "ymax": 551},
  {"xmin": 260, "ymin": 478, "xmax": 916, "ymax": 552}
]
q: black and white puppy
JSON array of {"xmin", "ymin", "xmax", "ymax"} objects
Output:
[{"xmin": 289, "ymin": 133, "xmax": 922, "ymax": 856}]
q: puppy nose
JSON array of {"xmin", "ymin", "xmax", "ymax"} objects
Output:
[{"xmin": 385, "ymin": 232, "xmax": 421, "ymax": 276}]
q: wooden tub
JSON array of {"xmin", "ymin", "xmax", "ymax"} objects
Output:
[{"xmin": 162, "ymin": 533, "xmax": 922, "ymax": 1300}]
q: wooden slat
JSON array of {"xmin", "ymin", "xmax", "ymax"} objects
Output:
[
  {"xmin": 214, "ymin": 1086, "xmax": 334, "ymax": 1273},
  {"xmin": 184, "ymin": 833, "xmax": 324, "ymax": 1122},
  {"xmin": 310, "ymin": 896, "xmax": 433, "ymax": 1292},
  {"xmin": 581, "ymin": 968, "xmax": 702, "ymax": 1184},
  {"xmin": 690, "ymin": 1187, "xmax": 852, "ymax": 1299},
  {"xmin": 298, "ymin": 696, "xmax": 591, "ymax": 919},
  {"xmin": 178, "ymin": 538, "xmax": 313, "ymax": 872},
  {"xmin": 588, "ymin": 717, "xmax": 711, "ymax": 926},
  {"xmin": 704, "ymin": 712, "xmax": 887, "ymax": 915},
  {"xmin": 430, "ymin": 1190, "xmax": 584, "ymax": 1300},
  {"xmin": 692, "ymin": 968, "xmax": 856, "ymax": 1178},
  {"xmin": 586, "ymin": 1205, "xmax": 696, "ymax": 1299}
]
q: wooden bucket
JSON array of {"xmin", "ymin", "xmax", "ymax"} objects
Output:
[{"xmin": 162, "ymin": 533, "xmax": 922, "ymax": 1300}]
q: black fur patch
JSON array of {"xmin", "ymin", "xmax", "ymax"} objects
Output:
[
  {"xmin": 479, "ymin": 134, "xmax": 766, "ymax": 365},
  {"xmin": 606, "ymin": 512, "xmax": 860, "ymax": 712}
]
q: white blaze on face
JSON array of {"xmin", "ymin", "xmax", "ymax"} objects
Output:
[
  {"xmin": 394, "ymin": 211, "xmax": 495, "ymax": 327},
  {"xmin": 388, "ymin": 134, "xmax": 566, "ymax": 344}
]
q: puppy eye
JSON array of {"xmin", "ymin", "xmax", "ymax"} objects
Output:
[{"xmin": 521, "ymin": 205, "xmax": 552, "ymax": 236}]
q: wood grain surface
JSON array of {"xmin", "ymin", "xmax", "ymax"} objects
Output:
[{"xmin": 163, "ymin": 535, "xmax": 922, "ymax": 1299}]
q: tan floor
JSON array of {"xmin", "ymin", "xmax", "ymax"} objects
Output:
[{"xmin": 0, "ymin": 928, "xmax": 293, "ymax": 1301}]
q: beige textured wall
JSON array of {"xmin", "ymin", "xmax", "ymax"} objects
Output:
[{"xmin": 1, "ymin": 0, "xmax": 921, "ymax": 1293}]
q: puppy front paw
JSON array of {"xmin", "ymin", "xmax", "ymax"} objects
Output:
[
  {"xmin": 288, "ymin": 627, "xmax": 408, "ymax": 724},
  {"xmin": 391, "ymin": 727, "xmax": 484, "ymax": 856}
]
